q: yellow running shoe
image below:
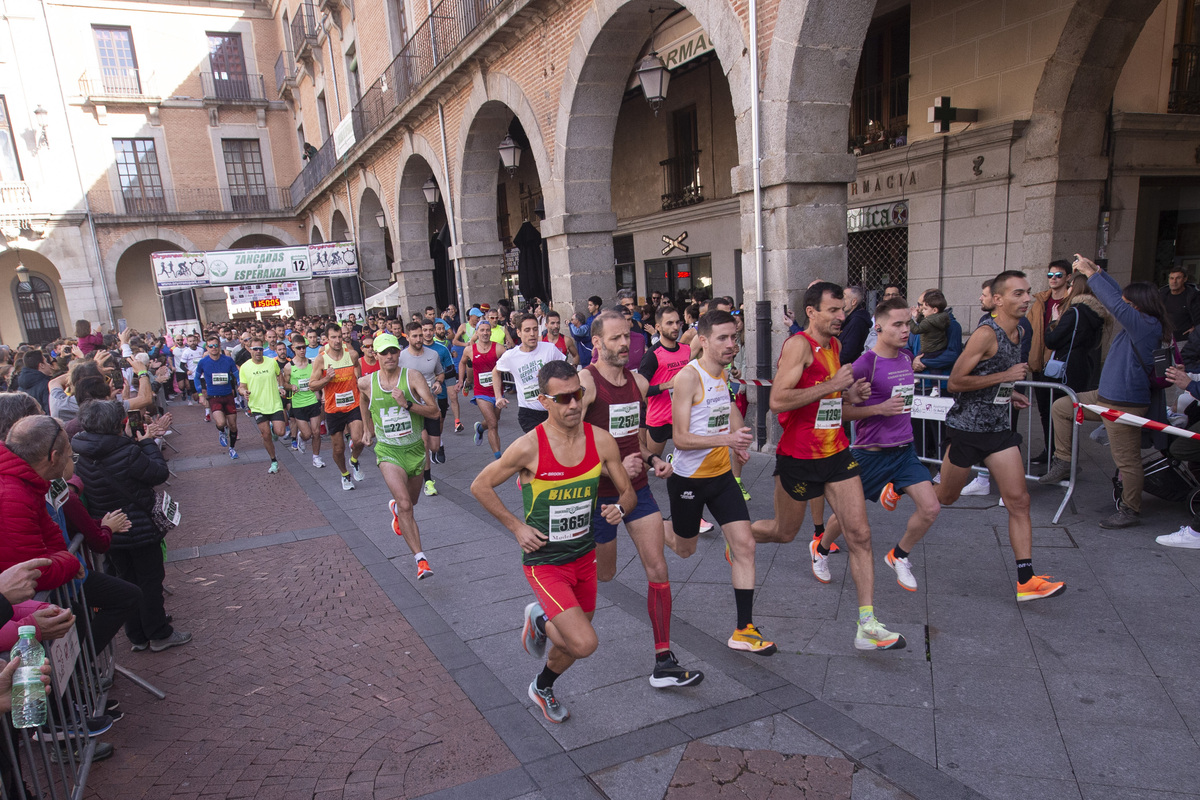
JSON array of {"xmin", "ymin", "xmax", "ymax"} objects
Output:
[{"xmin": 727, "ymin": 623, "xmax": 777, "ymax": 656}]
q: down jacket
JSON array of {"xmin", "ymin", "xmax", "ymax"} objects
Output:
[
  {"xmin": 70, "ymin": 432, "xmax": 169, "ymax": 550},
  {"xmin": 0, "ymin": 445, "xmax": 82, "ymax": 590},
  {"xmin": 1043, "ymin": 294, "xmax": 1109, "ymax": 393}
]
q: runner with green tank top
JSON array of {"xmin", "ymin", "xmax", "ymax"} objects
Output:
[
  {"xmin": 284, "ymin": 336, "xmax": 325, "ymax": 468},
  {"xmin": 359, "ymin": 333, "xmax": 441, "ymax": 581}
]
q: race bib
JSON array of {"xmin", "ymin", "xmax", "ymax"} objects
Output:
[
  {"xmin": 297, "ymin": 379, "xmax": 309, "ymax": 392},
  {"xmin": 815, "ymin": 397, "xmax": 842, "ymax": 429},
  {"xmin": 890, "ymin": 383, "xmax": 915, "ymax": 413},
  {"xmin": 522, "ymin": 384, "xmax": 540, "ymax": 402},
  {"xmin": 380, "ymin": 406, "xmax": 412, "ymax": 440},
  {"xmin": 707, "ymin": 401, "xmax": 731, "ymax": 434},
  {"xmin": 479, "ymin": 370, "xmax": 493, "ymax": 387},
  {"xmin": 548, "ymin": 501, "xmax": 592, "ymax": 542},
  {"xmin": 993, "ymin": 382, "xmax": 1014, "ymax": 405},
  {"xmin": 609, "ymin": 402, "xmax": 640, "ymax": 439},
  {"xmin": 334, "ymin": 390, "xmax": 355, "ymax": 408},
  {"xmin": 212, "ymin": 372, "xmax": 229, "ymax": 385}
]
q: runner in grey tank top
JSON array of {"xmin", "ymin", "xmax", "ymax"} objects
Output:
[{"xmin": 945, "ymin": 317, "xmax": 1022, "ymax": 434}]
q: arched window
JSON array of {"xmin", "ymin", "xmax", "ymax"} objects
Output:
[{"xmin": 14, "ymin": 275, "xmax": 61, "ymax": 344}]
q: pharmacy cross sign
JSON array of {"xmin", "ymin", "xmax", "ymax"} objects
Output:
[
  {"xmin": 661, "ymin": 230, "xmax": 689, "ymax": 256},
  {"xmin": 927, "ymin": 96, "xmax": 978, "ymax": 133}
]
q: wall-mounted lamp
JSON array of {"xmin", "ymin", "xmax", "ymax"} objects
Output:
[
  {"xmin": 498, "ymin": 134, "xmax": 521, "ymax": 177},
  {"xmin": 422, "ymin": 177, "xmax": 440, "ymax": 208},
  {"xmin": 15, "ymin": 253, "xmax": 31, "ymax": 291},
  {"xmin": 33, "ymin": 106, "xmax": 48, "ymax": 149},
  {"xmin": 375, "ymin": 211, "xmax": 386, "ymax": 229}
]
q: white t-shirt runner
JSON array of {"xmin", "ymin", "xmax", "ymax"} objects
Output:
[{"xmin": 494, "ymin": 342, "xmax": 566, "ymax": 410}]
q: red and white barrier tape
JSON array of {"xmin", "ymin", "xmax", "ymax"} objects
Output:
[
  {"xmin": 729, "ymin": 376, "xmax": 773, "ymax": 387},
  {"xmin": 1077, "ymin": 403, "xmax": 1200, "ymax": 441}
]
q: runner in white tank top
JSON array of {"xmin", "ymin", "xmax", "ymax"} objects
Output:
[{"xmin": 669, "ymin": 361, "xmax": 732, "ymax": 479}]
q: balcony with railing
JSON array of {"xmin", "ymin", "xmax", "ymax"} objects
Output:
[
  {"xmin": 289, "ymin": 0, "xmax": 507, "ymax": 207},
  {"xmin": 90, "ymin": 186, "xmax": 293, "ymax": 219},
  {"xmin": 79, "ymin": 69, "xmax": 160, "ymax": 103},
  {"xmin": 848, "ymin": 73, "xmax": 909, "ymax": 154},
  {"xmin": 200, "ymin": 72, "xmax": 268, "ymax": 105},
  {"xmin": 660, "ymin": 151, "xmax": 704, "ymax": 210},
  {"xmin": 275, "ymin": 51, "xmax": 299, "ymax": 98},
  {"xmin": 291, "ymin": 1, "xmax": 320, "ymax": 61},
  {"xmin": 1169, "ymin": 43, "xmax": 1200, "ymax": 114},
  {"xmin": 0, "ymin": 182, "xmax": 34, "ymax": 231}
]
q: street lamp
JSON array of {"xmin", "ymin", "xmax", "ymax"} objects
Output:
[
  {"xmin": 15, "ymin": 254, "xmax": 30, "ymax": 291},
  {"xmin": 375, "ymin": 210, "xmax": 386, "ymax": 229},
  {"xmin": 636, "ymin": 51, "xmax": 670, "ymax": 115},
  {"xmin": 422, "ymin": 177, "xmax": 440, "ymax": 207},
  {"xmin": 498, "ymin": 134, "xmax": 521, "ymax": 177},
  {"xmin": 33, "ymin": 106, "xmax": 48, "ymax": 148}
]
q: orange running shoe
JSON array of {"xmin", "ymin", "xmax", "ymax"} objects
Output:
[
  {"xmin": 417, "ymin": 559, "xmax": 433, "ymax": 580},
  {"xmin": 813, "ymin": 532, "xmax": 840, "ymax": 554},
  {"xmin": 1016, "ymin": 574, "xmax": 1065, "ymax": 602},
  {"xmin": 879, "ymin": 482, "xmax": 902, "ymax": 511}
]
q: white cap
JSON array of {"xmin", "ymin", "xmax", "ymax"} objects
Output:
[{"xmin": 17, "ymin": 625, "xmax": 35, "ymax": 637}]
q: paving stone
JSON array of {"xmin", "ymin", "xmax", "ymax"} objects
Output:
[{"xmin": 589, "ymin": 744, "xmax": 686, "ymax": 800}]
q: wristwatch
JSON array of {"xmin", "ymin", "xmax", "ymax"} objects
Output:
[{"xmin": 404, "ymin": 399, "xmax": 413, "ymax": 411}]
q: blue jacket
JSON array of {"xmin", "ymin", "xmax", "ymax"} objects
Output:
[
  {"xmin": 907, "ymin": 309, "xmax": 963, "ymax": 373},
  {"xmin": 194, "ymin": 354, "xmax": 238, "ymax": 396},
  {"xmin": 1091, "ymin": 269, "xmax": 1162, "ymax": 406}
]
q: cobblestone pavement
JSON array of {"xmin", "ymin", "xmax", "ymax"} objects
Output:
[{"xmin": 77, "ymin": 396, "xmax": 1200, "ymax": 800}]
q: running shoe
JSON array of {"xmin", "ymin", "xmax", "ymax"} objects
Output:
[
  {"xmin": 521, "ymin": 602, "xmax": 547, "ymax": 658},
  {"xmin": 416, "ymin": 558, "xmax": 433, "ymax": 580},
  {"xmin": 297, "ymin": 437, "xmax": 306, "ymax": 453},
  {"xmin": 268, "ymin": 461, "xmax": 278, "ymax": 474},
  {"xmin": 727, "ymin": 623, "xmax": 776, "ymax": 655},
  {"xmin": 341, "ymin": 475, "xmax": 354, "ymax": 491},
  {"xmin": 528, "ymin": 680, "xmax": 569, "ymax": 723},
  {"xmin": 699, "ymin": 518, "xmax": 714, "ymax": 534},
  {"xmin": 649, "ymin": 651, "xmax": 704, "ymax": 688},
  {"xmin": 1156, "ymin": 525, "xmax": 1200, "ymax": 549},
  {"xmin": 961, "ymin": 475, "xmax": 990, "ymax": 496},
  {"xmin": 879, "ymin": 482, "xmax": 901, "ymax": 511},
  {"xmin": 437, "ymin": 445, "xmax": 446, "ymax": 464},
  {"xmin": 33, "ymin": 714, "xmax": 113, "ymax": 742},
  {"xmin": 854, "ymin": 619, "xmax": 907, "ymax": 651},
  {"xmin": 814, "ymin": 532, "xmax": 840, "ymax": 554},
  {"xmin": 474, "ymin": 422, "xmax": 484, "ymax": 445},
  {"xmin": 351, "ymin": 460, "xmax": 364, "ymax": 481},
  {"xmin": 312, "ymin": 454, "xmax": 325, "ymax": 468},
  {"xmin": 1016, "ymin": 574, "xmax": 1066, "ymax": 602},
  {"xmin": 149, "ymin": 630, "xmax": 192, "ymax": 652},
  {"xmin": 187, "ymin": 398, "xmax": 195, "ymax": 406},
  {"xmin": 289, "ymin": 438, "xmax": 299, "ymax": 451},
  {"xmin": 455, "ymin": 420, "xmax": 465, "ymax": 433},
  {"xmin": 388, "ymin": 500, "xmax": 402, "ymax": 536},
  {"xmin": 219, "ymin": 430, "xmax": 228, "ymax": 448},
  {"xmin": 228, "ymin": 448, "xmax": 238, "ymax": 460},
  {"xmin": 423, "ymin": 480, "xmax": 438, "ymax": 496},
  {"xmin": 809, "ymin": 538, "xmax": 832, "ymax": 583},
  {"xmin": 204, "ymin": 409, "xmax": 211, "ymax": 422},
  {"xmin": 737, "ymin": 478, "xmax": 751, "ymax": 501},
  {"xmin": 885, "ymin": 548, "xmax": 917, "ymax": 591}
]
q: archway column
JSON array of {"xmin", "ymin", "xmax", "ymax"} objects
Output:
[
  {"xmin": 393, "ymin": 238, "xmax": 437, "ymax": 316},
  {"xmin": 1021, "ymin": 154, "xmax": 1110, "ymax": 276},
  {"xmin": 59, "ymin": 277, "xmax": 103, "ymax": 328},
  {"xmin": 452, "ymin": 239, "xmax": 504, "ymax": 309},
  {"xmin": 541, "ymin": 211, "xmax": 618, "ymax": 316}
]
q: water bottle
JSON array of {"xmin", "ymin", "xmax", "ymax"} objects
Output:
[{"xmin": 10, "ymin": 626, "xmax": 46, "ymax": 729}]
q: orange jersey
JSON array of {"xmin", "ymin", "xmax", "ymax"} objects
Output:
[
  {"xmin": 776, "ymin": 332, "xmax": 849, "ymax": 459},
  {"xmin": 322, "ymin": 347, "xmax": 360, "ymax": 413}
]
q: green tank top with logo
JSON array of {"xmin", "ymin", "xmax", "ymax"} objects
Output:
[
  {"xmin": 371, "ymin": 369, "xmax": 424, "ymax": 448},
  {"xmin": 290, "ymin": 362, "xmax": 319, "ymax": 408}
]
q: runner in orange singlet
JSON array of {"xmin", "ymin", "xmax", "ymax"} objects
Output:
[{"xmin": 309, "ymin": 322, "xmax": 365, "ymax": 491}]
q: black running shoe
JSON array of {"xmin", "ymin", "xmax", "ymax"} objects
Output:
[{"xmin": 649, "ymin": 651, "xmax": 704, "ymax": 688}]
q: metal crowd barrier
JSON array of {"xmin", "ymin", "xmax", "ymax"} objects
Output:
[
  {"xmin": 1, "ymin": 535, "xmax": 160, "ymax": 800},
  {"xmin": 911, "ymin": 375, "xmax": 1080, "ymax": 524}
]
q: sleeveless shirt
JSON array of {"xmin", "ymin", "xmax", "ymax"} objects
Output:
[
  {"xmin": 671, "ymin": 361, "xmax": 732, "ymax": 479},
  {"xmin": 322, "ymin": 347, "xmax": 360, "ymax": 413},
  {"xmin": 289, "ymin": 362, "xmax": 319, "ymax": 409},
  {"xmin": 777, "ymin": 332, "xmax": 849, "ymax": 459},
  {"xmin": 470, "ymin": 341, "xmax": 499, "ymax": 397},
  {"xmin": 543, "ymin": 332, "xmax": 569, "ymax": 356},
  {"xmin": 522, "ymin": 423, "xmax": 602, "ymax": 566},
  {"xmin": 583, "ymin": 365, "xmax": 647, "ymax": 495},
  {"xmin": 644, "ymin": 341, "xmax": 692, "ymax": 427},
  {"xmin": 371, "ymin": 369, "xmax": 424, "ymax": 448},
  {"xmin": 945, "ymin": 317, "xmax": 1022, "ymax": 433}
]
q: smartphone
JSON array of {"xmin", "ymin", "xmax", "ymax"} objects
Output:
[
  {"xmin": 1153, "ymin": 347, "xmax": 1175, "ymax": 378},
  {"xmin": 127, "ymin": 409, "xmax": 145, "ymax": 437},
  {"xmin": 118, "ymin": 318, "xmax": 128, "ymax": 333}
]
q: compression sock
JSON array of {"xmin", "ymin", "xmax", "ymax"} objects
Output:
[
  {"xmin": 229, "ymin": 430, "xmax": 238, "ymax": 448},
  {"xmin": 648, "ymin": 581, "xmax": 672, "ymax": 652},
  {"xmin": 734, "ymin": 588, "xmax": 755, "ymax": 630},
  {"xmin": 413, "ymin": 551, "xmax": 425, "ymax": 563},
  {"xmin": 858, "ymin": 605, "xmax": 875, "ymax": 626},
  {"xmin": 893, "ymin": 544, "xmax": 910, "ymax": 560},
  {"xmin": 536, "ymin": 664, "xmax": 561, "ymax": 690},
  {"xmin": 1016, "ymin": 559, "xmax": 1034, "ymax": 584}
]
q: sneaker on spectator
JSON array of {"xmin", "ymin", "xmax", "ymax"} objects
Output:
[
  {"xmin": 1090, "ymin": 426, "xmax": 1110, "ymax": 446},
  {"xmin": 149, "ymin": 631, "xmax": 192, "ymax": 652},
  {"xmin": 1038, "ymin": 458, "xmax": 1071, "ymax": 484},
  {"xmin": 1157, "ymin": 525, "xmax": 1200, "ymax": 548},
  {"xmin": 960, "ymin": 474, "xmax": 990, "ymax": 496},
  {"xmin": 52, "ymin": 741, "xmax": 113, "ymax": 764},
  {"xmin": 130, "ymin": 641, "xmax": 148, "ymax": 652},
  {"xmin": 1100, "ymin": 505, "xmax": 1141, "ymax": 529},
  {"xmin": 33, "ymin": 713, "xmax": 112, "ymax": 741}
]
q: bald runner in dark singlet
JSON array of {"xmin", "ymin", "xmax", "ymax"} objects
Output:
[{"xmin": 472, "ymin": 360, "xmax": 635, "ymax": 724}]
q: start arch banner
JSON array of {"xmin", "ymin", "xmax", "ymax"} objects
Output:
[{"xmin": 151, "ymin": 242, "xmax": 357, "ymax": 289}]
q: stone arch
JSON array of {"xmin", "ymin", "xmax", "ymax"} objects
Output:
[
  {"xmin": 1022, "ymin": 0, "xmax": 1161, "ymax": 272},
  {"xmin": 1, "ymin": 250, "xmax": 68, "ymax": 345},
  {"xmin": 330, "ymin": 210, "xmax": 351, "ymax": 241},
  {"xmin": 101, "ymin": 226, "xmax": 199, "ymax": 289},
  {"xmin": 393, "ymin": 146, "xmax": 443, "ymax": 314},
  {"xmin": 356, "ymin": 187, "xmax": 393, "ymax": 293},
  {"xmin": 113, "ymin": 238, "xmax": 193, "ymax": 333},
  {"xmin": 309, "ymin": 217, "xmax": 327, "ymax": 243},
  {"xmin": 213, "ymin": 223, "xmax": 300, "ymax": 252},
  {"xmin": 551, "ymin": 0, "xmax": 752, "ymax": 309}
]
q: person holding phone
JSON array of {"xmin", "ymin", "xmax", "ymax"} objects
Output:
[{"xmin": 1042, "ymin": 255, "xmax": 1173, "ymax": 529}]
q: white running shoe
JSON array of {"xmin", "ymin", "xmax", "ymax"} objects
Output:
[
  {"xmin": 351, "ymin": 461, "xmax": 364, "ymax": 481},
  {"xmin": 297, "ymin": 438, "xmax": 306, "ymax": 453},
  {"xmin": 312, "ymin": 454, "xmax": 325, "ymax": 468},
  {"xmin": 1156, "ymin": 525, "xmax": 1200, "ymax": 549},
  {"xmin": 341, "ymin": 475, "xmax": 354, "ymax": 491},
  {"xmin": 960, "ymin": 475, "xmax": 990, "ymax": 496},
  {"xmin": 885, "ymin": 549, "xmax": 918, "ymax": 591},
  {"xmin": 699, "ymin": 518, "xmax": 714, "ymax": 534},
  {"xmin": 809, "ymin": 539, "xmax": 831, "ymax": 584},
  {"xmin": 932, "ymin": 472, "xmax": 941, "ymax": 485}
]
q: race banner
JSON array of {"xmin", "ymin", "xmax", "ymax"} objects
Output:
[
  {"xmin": 165, "ymin": 318, "xmax": 202, "ymax": 339},
  {"xmin": 226, "ymin": 282, "xmax": 301, "ymax": 304},
  {"xmin": 151, "ymin": 243, "xmax": 358, "ymax": 289}
]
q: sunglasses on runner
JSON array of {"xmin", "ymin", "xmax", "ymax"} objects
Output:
[
  {"xmin": 1047, "ymin": 272, "xmax": 1065, "ymax": 278},
  {"xmin": 250, "ymin": 347, "xmax": 263, "ymax": 352},
  {"xmin": 378, "ymin": 347, "xmax": 400, "ymax": 355},
  {"xmin": 542, "ymin": 388, "xmax": 584, "ymax": 405}
]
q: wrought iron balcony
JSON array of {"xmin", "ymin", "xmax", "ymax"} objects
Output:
[
  {"xmin": 660, "ymin": 151, "xmax": 704, "ymax": 211},
  {"xmin": 848, "ymin": 73, "xmax": 909, "ymax": 154},
  {"xmin": 292, "ymin": 1, "xmax": 320, "ymax": 61},
  {"xmin": 91, "ymin": 186, "xmax": 293, "ymax": 218},
  {"xmin": 275, "ymin": 51, "xmax": 299, "ymax": 98},
  {"xmin": 1169, "ymin": 43, "xmax": 1200, "ymax": 114},
  {"xmin": 201, "ymin": 72, "xmax": 268, "ymax": 104},
  {"xmin": 0, "ymin": 182, "xmax": 34, "ymax": 231},
  {"xmin": 79, "ymin": 69, "xmax": 159, "ymax": 102}
]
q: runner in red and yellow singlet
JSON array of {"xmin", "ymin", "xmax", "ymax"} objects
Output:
[{"xmin": 309, "ymin": 322, "xmax": 365, "ymax": 492}]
